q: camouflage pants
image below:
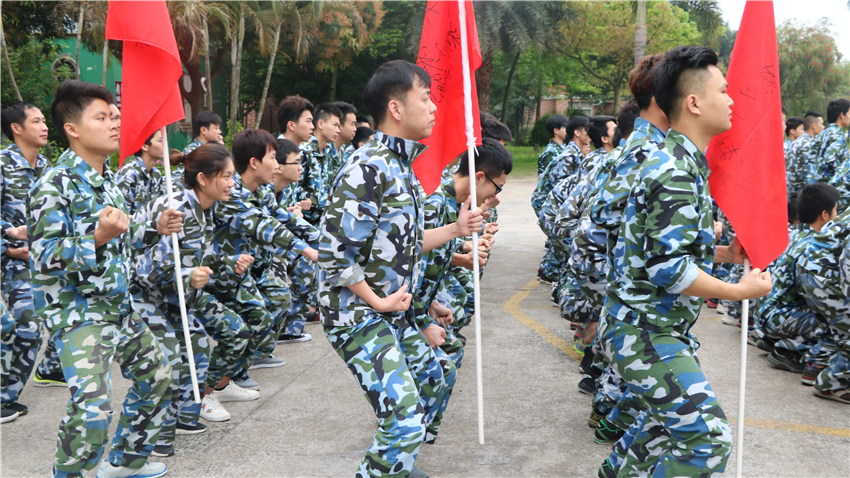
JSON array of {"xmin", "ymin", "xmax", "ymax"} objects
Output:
[
  {"xmin": 195, "ymin": 289, "xmax": 251, "ymax": 388},
  {"xmin": 763, "ymin": 306, "xmax": 821, "ymax": 354},
  {"xmin": 1, "ymin": 258, "xmax": 41, "ymax": 406},
  {"xmin": 556, "ymin": 269, "xmax": 597, "ymax": 324},
  {"xmin": 222, "ymin": 278, "xmax": 275, "ymax": 380},
  {"xmin": 607, "ymin": 409, "xmax": 648, "ymax": 472},
  {"xmin": 170, "ymin": 310, "xmax": 210, "ymax": 429},
  {"xmin": 799, "ymin": 268, "xmax": 850, "ymax": 369},
  {"xmin": 539, "ymin": 239, "xmax": 565, "ymax": 279},
  {"xmin": 446, "ymin": 266, "xmax": 475, "ymax": 332},
  {"xmin": 599, "ymin": 321, "xmax": 732, "ymax": 477},
  {"xmin": 50, "ymin": 314, "xmax": 172, "ymax": 477},
  {"xmin": 283, "ymin": 255, "xmax": 317, "ymax": 336},
  {"xmin": 325, "ymin": 314, "xmax": 456, "ymax": 477},
  {"xmin": 816, "ymin": 330, "xmax": 850, "ymax": 392},
  {"xmin": 37, "ymin": 337, "xmax": 63, "ymax": 376},
  {"xmin": 720, "ymin": 264, "xmax": 744, "ymax": 320},
  {"xmin": 1, "ymin": 301, "xmax": 12, "ymax": 376},
  {"xmin": 254, "ymin": 260, "xmax": 293, "ymax": 361},
  {"xmin": 441, "ymin": 323, "xmax": 466, "ymax": 370},
  {"xmin": 133, "ymin": 298, "xmax": 182, "ymax": 448}
]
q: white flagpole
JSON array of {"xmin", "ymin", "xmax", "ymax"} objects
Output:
[
  {"xmin": 736, "ymin": 258, "xmax": 751, "ymax": 478},
  {"xmin": 160, "ymin": 125, "xmax": 201, "ymax": 404},
  {"xmin": 457, "ymin": 0, "xmax": 484, "ymax": 445}
]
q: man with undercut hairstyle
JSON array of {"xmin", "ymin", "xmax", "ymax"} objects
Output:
[
  {"xmin": 786, "ymin": 111, "xmax": 824, "ymax": 193},
  {"xmin": 31, "ymin": 80, "xmax": 183, "ymax": 478},
  {"xmin": 806, "ymin": 98, "xmax": 849, "ymax": 184},
  {"xmin": 276, "ymin": 95, "xmax": 315, "ymax": 211},
  {"xmin": 1, "ymin": 100, "xmax": 53, "ymax": 414},
  {"xmin": 596, "ymin": 47, "xmax": 772, "ymax": 478},
  {"xmin": 329, "ymin": 101, "xmax": 358, "ymax": 179},
  {"xmin": 173, "ymin": 110, "xmax": 222, "ymax": 189},
  {"xmin": 298, "ymin": 103, "xmax": 341, "ymax": 226},
  {"xmin": 116, "ymin": 130, "xmax": 164, "ymax": 215}
]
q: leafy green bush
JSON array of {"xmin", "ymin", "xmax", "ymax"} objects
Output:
[{"xmin": 528, "ymin": 114, "xmax": 552, "ymax": 149}]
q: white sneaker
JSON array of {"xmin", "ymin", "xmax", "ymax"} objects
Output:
[
  {"xmin": 212, "ymin": 381, "xmax": 260, "ymax": 402},
  {"xmin": 200, "ymin": 395, "xmax": 231, "ymax": 422},
  {"xmin": 96, "ymin": 461, "xmax": 167, "ymax": 478},
  {"xmin": 722, "ymin": 314, "xmax": 739, "ymax": 326}
]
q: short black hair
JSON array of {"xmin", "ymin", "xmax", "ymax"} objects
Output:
[
  {"xmin": 482, "ymin": 117, "xmax": 512, "ymax": 143},
  {"xmin": 826, "ymin": 98, "xmax": 850, "ymax": 124},
  {"xmin": 355, "ymin": 115, "xmax": 371, "ymax": 126},
  {"xmin": 546, "ymin": 115, "xmax": 569, "ymax": 139},
  {"xmin": 51, "ymin": 80, "xmax": 114, "ymax": 142},
  {"xmin": 275, "ymin": 137, "xmax": 300, "ymax": 164},
  {"xmin": 313, "ymin": 103, "xmax": 343, "ymax": 128},
  {"xmin": 785, "ymin": 117, "xmax": 804, "ymax": 137},
  {"xmin": 364, "ymin": 60, "xmax": 431, "ymax": 128},
  {"xmin": 277, "ymin": 96, "xmax": 314, "ymax": 132},
  {"xmin": 588, "ymin": 115, "xmax": 616, "ymax": 149},
  {"xmin": 456, "ymin": 138, "xmax": 513, "ymax": 179},
  {"xmin": 192, "ymin": 110, "xmax": 222, "ymax": 138},
  {"xmin": 616, "ymin": 100, "xmax": 640, "ymax": 140},
  {"xmin": 133, "ymin": 131, "xmax": 158, "ymax": 158},
  {"xmin": 804, "ymin": 111, "xmax": 822, "ymax": 131},
  {"xmin": 787, "ymin": 193, "xmax": 799, "ymax": 224},
  {"xmin": 566, "ymin": 115, "xmax": 590, "ymax": 141},
  {"xmin": 652, "ymin": 46, "xmax": 718, "ymax": 123},
  {"xmin": 231, "ymin": 129, "xmax": 279, "ymax": 174},
  {"xmin": 1, "ymin": 100, "xmax": 38, "ymax": 140},
  {"xmin": 332, "ymin": 101, "xmax": 357, "ymax": 120},
  {"xmin": 352, "ymin": 126, "xmax": 374, "ymax": 148},
  {"xmin": 797, "ymin": 182, "xmax": 840, "ymax": 224},
  {"xmin": 781, "ymin": 105, "xmax": 787, "ymax": 116}
]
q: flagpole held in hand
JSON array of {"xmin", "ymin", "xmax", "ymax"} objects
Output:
[
  {"xmin": 161, "ymin": 126, "xmax": 201, "ymax": 404},
  {"xmin": 736, "ymin": 258, "xmax": 751, "ymax": 478},
  {"xmin": 457, "ymin": 0, "xmax": 484, "ymax": 445}
]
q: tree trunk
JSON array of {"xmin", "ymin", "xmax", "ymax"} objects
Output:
[
  {"xmin": 476, "ymin": 49, "xmax": 494, "ymax": 113},
  {"xmin": 255, "ymin": 23, "xmax": 281, "ymax": 129},
  {"xmin": 634, "ymin": 0, "xmax": 647, "ymax": 66},
  {"xmin": 329, "ymin": 68, "xmax": 338, "ymax": 102},
  {"xmin": 0, "ymin": 20, "xmax": 22, "ymax": 101},
  {"xmin": 102, "ymin": 39, "xmax": 108, "ymax": 88},
  {"xmin": 611, "ymin": 78, "xmax": 623, "ymax": 115},
  {"xmin": 229, "ymin": 11, "xmax": 245, "ymax": 129},
  {"xmin": 535, "ymin": 78, "xmax": 543, "ymax": 122},
  {"xmin": 500, "ymin": 49, "xmax": 521, "ymax": 123},
  {"xmin": 75, "ymin": 4, "xmax": 84, "ymax": 80},
  {"xmin": 204, "ymin": 18, "xmax": 213, "ymax": 110}
]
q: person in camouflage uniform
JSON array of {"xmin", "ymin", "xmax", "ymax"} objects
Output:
[
  {"xmin": 596, "ymin": 47, "xmax": 772, "ymax": 478},
  {"xmin": 320, "ymin": 61, "xmax": 483, "ymax": 478},
  {"xmin": 537, "ymin": 114, "xmax": 568, "ymax": 177},
  {"xmin": 1, "ymin": 101, "xmax": 53, "ymax": 412},
  {"xmin": 796, "ymin": 206, "xmax": 850, "ymax": 403},
  {"xmin": 297, "ymin": 103, "xmax": 342, "ymax": 226},
  {"xmin": 805, "ymin": 99, "xmax": 849, "ymax": 185},
  {"xmin": 785, "ymin": 112, "xmax": 823, "ymax": 193},
  {"xmin": 329, "ymin": 101, "xmax": 358, "ymax": 182},
  {"xmin": 758, "ymin": 183, "xmax": 838, "ymax": 376},
  {"xmin": 276, "ymin": 96, "xmax": 315, "ymax": 212},
  {"xmin": 172, "ymin": 110, "xmax": 222, "ymax": 189},
  {"xmin": 116, "ymin": 130, "xmax": 164, "ymax": 216},
  {"xmin": 30, "ymin": 81, "xmax": 184, "ymax": 478}
]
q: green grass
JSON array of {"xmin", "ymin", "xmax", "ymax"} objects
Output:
[{"xmin": 507, "ymin": 145, "xmax": 539, "ymax": 177}]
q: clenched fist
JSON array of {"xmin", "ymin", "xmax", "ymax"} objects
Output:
[{"xmin": 94, "ymin": 206, "xmax": 129, "ymax": 248}]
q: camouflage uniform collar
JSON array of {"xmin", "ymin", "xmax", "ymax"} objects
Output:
[
  {"xmin": 565, "ymin": 141, "xmax": 582, "ymax": 156},
  {"xmin": 633, "ymin": 117, "xmax": 667, "ymax": 143},
  {"xmin": 3, "ymin": 142, "xmax": 49, "ymax": 170},
  {"xmin": 374, "ymin": 131, "xmax": 427, "ymax": 164},
  {"xmin": 666, "ymin": 129, "xmax": 711, "ymax": 179},
  {"xmin": 823, "ymin": 124, "xmax": 841, "ymax": 135},
  {"xmin": 129, "ymin": 156, "xmax": 153, "ymax": 178},
  {"xmin": 797, "ymin": 132, "xmax": 812, "ymax": 142},
  {"xmin": 58, "ymin": 148, "xmax": 114, "ymax": 187}
]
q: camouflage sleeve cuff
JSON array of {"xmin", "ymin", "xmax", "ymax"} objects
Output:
[
  {"xmin": 76, "ymin": 234, "xmax": 99, "ymax": 271},
  {"xmin": 667, "ymin": 262, "xmax": 700, "ymax": 295},
  {"xmin": 332, "ymin": 264, "xmax": 366, "ymax": 289}
]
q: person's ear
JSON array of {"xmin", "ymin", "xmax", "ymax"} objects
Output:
[
  {"xmin": 10, "ymin": 123, "xmax": 23, "ymax": 136},
  {"xmin": 197, "ymin": 171, "xmax": 208, "ymax": 188},
  {"xmin": 64, "ymin": 122, "xmax": 80, "ymax": 140},
  {"xmin": 250, "ymin": 157, "xmax": 259, "ymax": 170},
  {"xmin": 685, "ymin": 94, "xmax": 701, "ymax": 117},
  {"xmin": 388, "ymin": 99, "xmax": 403, "ymax": 122},
  {"xmin": 200, "ymin": 125, "xmax": 208, "ymax": 137},
  {"xmin": 317, "ymin": 118, "xmax": 325, "ymax": 130},
  {"xmin": 141, "ymin": 143, "xmax": 150, "ymax": 152}
]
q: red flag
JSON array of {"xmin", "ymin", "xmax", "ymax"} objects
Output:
[
  {"xmin": 106, "ymin": 0, "xmax": 184, "ymax": 166},
  {"xmin": 415, "ymin": 0, "xmax": 482, "ymax": 195},
  {"xmin": 706, "ymin": 0, "xmax": 787, "ymax": 270}
]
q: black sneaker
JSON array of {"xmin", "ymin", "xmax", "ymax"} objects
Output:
[
  {"xmin": 305, "ymin": 309, "xmax": 320, "ymax": 323},
  {"xmin": 594, "ymin": 418, "xmax": 626, "ymax": 444},
  {"xmin": 757, "ymin": 336, "xmax": 776, "ymax": 353},
  {"xmin": 598, "ymin": 458, "xmax": 617, "ymax": 478},
  {"xmin": 538, "ymin": 269, "xmax": 555, "ymax": 284},
  {"xmin": 578, "ymin": 347, "xmax": 595, "ymax": 375},
  {"xmin": 3, "ymin": 402, "xmax": 27, "ymax": 417},
  {"xmin": 0, "ymin": 408, "xmax": 18, "ymax": 424},
  {"xmin": 767, "ymin": 348, "xmax": 804, "ymax": 373},
  {"xmin": 578, "ymin": 376, "xmax": 597, "ymax": 395},
  {"xmin": 33, "ymin": 370, "xmax": 66, "ymax": 387},
  {"xmin": 588, "ymin": 406, "xmax": 606, "ymax": 429},
  {"xmin": 176, "ymin": 422, "xmax": 208, "ymax": 435},
  {"xmin": 151, "ymin": 444, "xmax": 174, "ymax": 457},
  {"xmin": 801, "ymin": 364, "xmax": 824, "ymax": 386}
]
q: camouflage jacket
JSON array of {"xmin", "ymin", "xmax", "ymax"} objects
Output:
[
  {"xmin": 318, "ymin": 131, "xmax": 426, "ymax": 328},
  {"xmin": 757, "ymin": 224, "xmax": 813, "ymax": 318},
  {"xmin": 604, "ymin": 130, "xmax": 715, "ymax": 335},
  {"xmin": 826, "ymin": 137, "xmax": 850, "ymax": 208},
  {"xmin": 579, "ymin": 148, "xmax": 607, "ymax": 178},
  {"xmin": 116, "ymin": 156, "xmax": 164, "ymax": 216},
  {"xmin": 840, "ymin": 230, "xmax": 850, "ymax": 298},
  {"xmin": 806, "ymin": 124, "xmax": 848, "ymax": 184},
  {"xmin": 413, "ymin": 180, "xmax": 461, "ymax": 330},
  {"xmin": 532, "ymin": 141, "xmax": 583, "ymax": 216},
  {"xmin": 298, "ymin": 136, "xmax": 332, "ymax": 224},
  {"xmin": 537, "ymin": 140, "xmax": 565, "ymax": 177},
  {"xmin": 183, "ymin": 138, "xmax": 203, "ymax": 155},
  {"xmin": 539, "ymin": 172, "xmax": 583, "ymax": 251},
  {"xmin": 208, "ymin": 173, "xmax": 309, "ymax": 293},
  {"xmin": 29, "ymin": 149, "xmax": 157, "ymax": 332},
  {"xmin": 796, "ymin": 209, "xmax": 850, "ymax": 319},
  {"xmin": 785, "ymin": 133, "xmax": 813, "ymax": 193},
  {"xmin": 1, "ymin": 143, "xmax": 51, "ymax": 253}
]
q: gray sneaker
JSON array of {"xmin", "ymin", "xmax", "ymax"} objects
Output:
[
  {"xmin": 278, "ymin": 333, "xmax": 312, "ymax": 344},
  {"xmin": 234, "ymin": 376, "xmax": 260, "ymax": 391},
  {"xmin": 249, "ymin": 355, "xmax": 286, "ymax": 370},
  {"xmin": 96, "ymin": 461, "xmax": 167, "ymax": 478},
  {"xmin": 409, "ymin": 467, "xmax": 429, "ymax": 478}
]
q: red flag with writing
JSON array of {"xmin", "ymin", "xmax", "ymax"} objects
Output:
[
  {"xmin": 415, "ymin": 0, "xmax": 482, "ymax": 195},
  {"xmin": 706, "ymin": 0, "xmax": 787, "ymax": 270},
  {"xmin": 106, "ymin": 0, "xmax": 184, "ymax": 166}
]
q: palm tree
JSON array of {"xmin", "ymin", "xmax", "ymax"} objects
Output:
[
  {"xmin": 634, "ymin": 1, "xmax": 647, "ymax": 66},
  {"xmin": 0, "ymin": 17, "xmax": 22, "ymax": 101},
  {"xmin": 254, "ymin": 1, "xmax": 323, "ymax": 128},
  {"xmin": 55, "ymin": 1, "xmax": 109, "ymax": 85},
  {"xmin": 217, "ymin": 1, "xmax": 262, "ymax": 129},
  {"xmin": 634, "ymin": 1, "xmax": 723, "ymax": 65}
]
